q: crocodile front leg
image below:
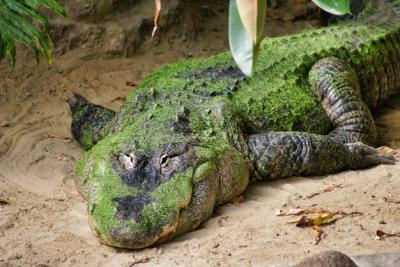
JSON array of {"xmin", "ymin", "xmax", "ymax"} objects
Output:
[
  {"xmin": 248, "ymin": 132, "xmax": 394, "ymax": 180},
  {"xmin": 248, "ymin": 58, "xmax": 394, "ymax": 180}
]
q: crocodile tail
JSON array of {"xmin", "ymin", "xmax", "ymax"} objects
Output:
[
  {"xmin": 388, "ymin": 0, "xmax": 400, "ymax": 13},
  {"xmin": 320, "ymin": 0, "xmax": 369, "ymax": 25},
  {"xmin": 349, "ymin": 0, "xmax": 400, "ymax": 28},
  {"xmin": 322, "ymin": 0, "xmax": 400, "ymax": 24}
]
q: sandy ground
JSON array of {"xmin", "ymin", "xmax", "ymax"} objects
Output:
[{"xmin": 1, "ymin": 29, "xmax": 400, "ymax": 266}]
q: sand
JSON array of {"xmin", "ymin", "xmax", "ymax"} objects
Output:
[{"xmin": 1, "ymin": 34, "xmax": 400, "ymax": 267}]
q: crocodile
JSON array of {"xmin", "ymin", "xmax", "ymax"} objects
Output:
[{"xmin": 69, "ymin": 0, "xmax": 398, "ymax": 249}]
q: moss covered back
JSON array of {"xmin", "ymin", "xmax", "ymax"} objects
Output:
[{"xmin": 73, "ymin": 0, "xmax": 400, "ymax": 249}]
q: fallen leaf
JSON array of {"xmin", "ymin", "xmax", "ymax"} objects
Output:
[
  {"xmin": 313, "ymin": 225, "xmax": 323, "ymax": 245},
  {"xmin": 276, "ymin": 208, "xmax": 348, "ymax": 217},
  {"xmin": 47, "ymin": 134, "xmax": 71, "ymax": 141},
  {"xmin": 280, "ymin": 208, "xmax": 362, "ymax": 244},
  {"xmin": 57, "ymin": 154, "xmax": 73, "ymax": 162},
  {"xmin": 275, "ymin": 208, "xmax": 307, "ymax": 216},
  {"xmin": 126, "ymin": 81, "xmax": 138, "ymax": 87},
  {"xmin": 230, "ymin": 195, "xmax": 245, "ymax": 204},
  {"xmin": 129, "ymin": 256, "xmax": 151, "ymax": 266},
  {"xmin": 375, "ymin": 229, "xmax": 400, "ymax": 240},
  {"xmin": 306, "ymin": 192, "xmax": 320, "ymax": 199},
  {"xmin": 295, "ymin": 212, "xmax": 337, "ymax": 227},
  {"xmin": 376, "ymin": 229, "xmax": 386, "ymax": 238},
  {"xmin": 0, "ymin": 199, "xmax": 10, "ymax": 205},
  {"xmin": 212, "ymin": 243, "xmax": 220, "ymax": 249},
  {"xmin": 305, "ymin": 181, "xmax": 344, "ymax": 199},
  {"xmin": 383, "ymin": 197, "xmax": 400, "ymax": 204},
  {"xmin": 111, "ymin": 96, "xmax": 127, "ymax": 102},
  {"xmin": 377, "ymin": 146, "xmax": 398, "ymax": 155}
]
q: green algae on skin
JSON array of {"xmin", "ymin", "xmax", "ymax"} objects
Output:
[{"xmin": 71, "ymin": 0, "xmax": 400, "ymax": 249}]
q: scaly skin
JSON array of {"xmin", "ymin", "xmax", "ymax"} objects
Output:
[{"xmin": 70, "ymin": 0, "xmax": 397, "ymax": 249}]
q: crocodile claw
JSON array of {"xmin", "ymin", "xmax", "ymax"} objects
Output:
[{"xmin": 346, "ymin": 142, "xmax": 396, "ymax": 168}]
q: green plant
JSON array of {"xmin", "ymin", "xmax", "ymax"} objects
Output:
[
  {"xmin": 0, "ymin": 0, "xmax": 66, "ymax": 67},
  {"xmin": 229, "ymin": 0, "xmax": 351, "ymax": 76}
]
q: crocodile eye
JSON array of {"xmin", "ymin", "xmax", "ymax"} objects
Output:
[
  {"xmin": 160, "ymin": 154, "xmax": 170, "ymax": 168},
  {"xmin": 120, "ymin": 153, "xmax": 138, "ymax": 170}
]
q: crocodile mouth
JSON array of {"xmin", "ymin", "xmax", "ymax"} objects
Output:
[{"xmin": 102, "ymin": 160, "xmax": 216, "ymax": 249}]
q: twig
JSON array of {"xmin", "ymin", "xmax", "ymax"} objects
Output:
[
  {"xmin": 47, "ymin": 134, "xmax": 71, "ymax": 141},
  {"xmin": 305, "ymin": 180, "xmax": 344, "ymax": 199}
]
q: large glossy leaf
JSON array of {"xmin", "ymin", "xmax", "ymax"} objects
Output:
[
  {"xmin": 229, "ymin": 0, "xmax": 266, "ymax": 76},
  {"xmin": 236, "ymin": 0, "xmax": 266, "ymax": 43},
  {"xmin": 312, "ymin": 0, "xmax": 351, "ymax": 15}
]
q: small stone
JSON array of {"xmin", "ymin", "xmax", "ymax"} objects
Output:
[
  {"xmin": 294, "ymin": 251, "xmax": 358, "ymax": 267},
  {"xmin": 212, "ymin": 243, "xmax": 220, "ymax": 249}
]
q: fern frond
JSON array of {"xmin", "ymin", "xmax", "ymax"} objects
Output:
[{"xmin": 0, "ymin": 0, "xmax": 66, "ymax": 67}]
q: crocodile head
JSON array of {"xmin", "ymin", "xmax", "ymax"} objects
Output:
[{"xmin": 75, "ymin": 103, "xmax": 250, "ymax": 249}]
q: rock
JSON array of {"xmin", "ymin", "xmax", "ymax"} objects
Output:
[
  {"xmin": 104, "ymin": 22, "xmax": 127, "ymax": 55},
  {"xmin": 64, "ymin": 0, "xmax": 118, "ymax": 21},
  {"xmin": 295, "ymin": 251, "xmax": 358, "ymax": 267},
  {"xmin": 49, "ymin": 0, "xmax": 228, "ymax": 57},
  {"xmin": 64, "ymin": 0, "xmax": 96, "ymax": 20}
]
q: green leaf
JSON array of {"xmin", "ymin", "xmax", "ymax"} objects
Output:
[
  {"xmin": 312, "ymin": 0, "xmax": 351, "ymax": 16},
  {"xmin": 4, "ymin": 0, "xmax": 50, "ymax": 30},
  {"xmin": 0, "ymin": 5, "xmax": 51, "ymax": 61},
  {"xmin": 0, "ymin": 0, "xmax": 66, "ymax": 67},
  {"xmin": 229, "ymin": 0, "xmax": 266, "ymax": 76},
  {"xmin": 0, "ymin": 16, "xmax": 39, "ymax": 62},
  {"xmin": 236, "ymin": 0, "xmax": 266, "ymax": 43},
  {"xmin": 24, "ymin": 0, "xmax": 67, "ymax": 17}
]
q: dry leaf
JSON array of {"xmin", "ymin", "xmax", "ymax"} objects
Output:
[
  {"xmin": 375, "ymin": 229, "xmax": 400, "ymax": 240},
  {"xmin": 279, "ymin": 207, "xmax": 362, "ymax": 245},
  {"xmin": 129, "ymin": 256, "xmax": 151, "ymax": 266},
  {"xmin": 295, "ymin": 212, "xmax": 337, "ymax": 227},
  {"xmin": 47, "ymin": 134, "xmax": 71, "ymax": 140},
  {"xmin": 383, "ymin": 197, "xmax": 400, "ymax": 204},
  {"xmin": 152, "ymin": 0, "xmax": 162, "ymax": 38},
  {"xmin": 126, "ymin": 81, "xmax": 138, "ymax": 87},
  {"xmin": 111, "ymin": 96, "xmax": 127, "ymax": 102},
  {"xmin": 340, "ymin": 211, "xmax": 363, "ymax": 216},
  {"xmin": 0, "ymin": 199, "xmax": 10, "ymax": 205},
  {"xmin": 305, "ymin": 181, "xmax": 344, "ymax": 199},
  {"xmin": 57, "ymin": 154, "xmax": 73, "ymax": 162},
  {"xmin": 313, "ymin": 225, "xmax": 323, "ymax": 245},
  {"xmin": 275, "ymin": 208, "xmax": 307, "ymax": 216},
  {"xmin": 230, "ymin": 195, "xmax": 245, "ymax": 204},
  {"xmin": 377, "ymin": 146, "xmax": 398, "ymax": 155},
  {"xmin": 276, "ymin": 208, "xmax": 340, "ymax": 217}
]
